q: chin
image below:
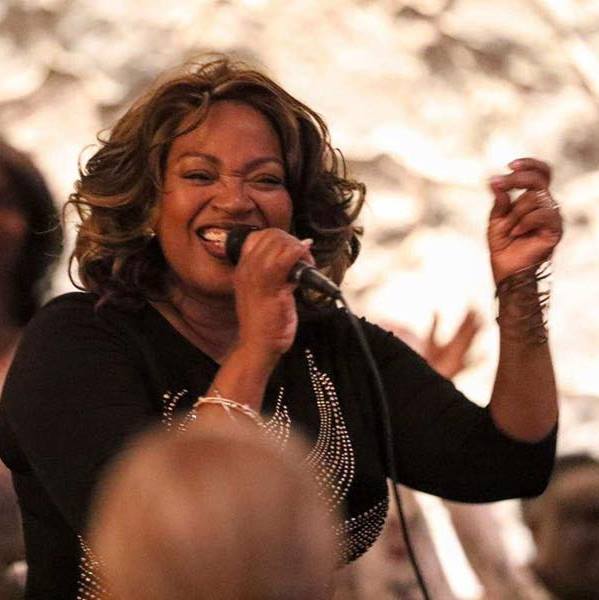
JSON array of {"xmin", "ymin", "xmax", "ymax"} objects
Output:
[{"xmin": 167, "ymin": 271, "xmax": 235, "ymax": 301}]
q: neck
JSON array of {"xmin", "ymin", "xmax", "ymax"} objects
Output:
[{"xmin": 153, "ymin": 288, "xmax": 239, "ymax": 363}]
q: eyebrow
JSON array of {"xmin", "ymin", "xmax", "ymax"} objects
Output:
[{"xmin": 175, "ymin": 152, "xmax": 285, "ymax": 171}]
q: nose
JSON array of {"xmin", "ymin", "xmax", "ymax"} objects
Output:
[{"xmin": 212, "ymin": 175, "xmax": 255, "ymax": 216}]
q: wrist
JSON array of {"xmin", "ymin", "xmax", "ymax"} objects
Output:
[
  {"xmin": 229, "ymin": 340, "xmax": 283, "ymax": 371},
  {"xmin": 495, "ymin": 262, "xmax": 551, "ymax": 345}
]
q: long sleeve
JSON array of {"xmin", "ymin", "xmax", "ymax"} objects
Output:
[
  {"xmin": 0, "ymin": 294, "xmax": 157, "ymax": 533},
  {"xmin": 351, "ymin": 318, "xmax": 556, "ymax": 502}
]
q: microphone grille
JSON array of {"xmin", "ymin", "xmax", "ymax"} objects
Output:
[{"xmin": 225, "ymin": 226, "xmax": 257, "ymax": 265}]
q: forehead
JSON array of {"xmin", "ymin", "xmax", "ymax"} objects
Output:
[{"xmin": 169, "ymin": 100, "xmax": 283, "ymax": 160}]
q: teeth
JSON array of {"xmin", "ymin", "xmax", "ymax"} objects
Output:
[{"xmin": 197, "ymin": 227, "xmax": 228, "ymax": 244}]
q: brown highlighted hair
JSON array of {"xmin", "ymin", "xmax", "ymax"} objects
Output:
[{"xmin": 69, "ymin": 56, "xmax": 365, "ymax": 309}]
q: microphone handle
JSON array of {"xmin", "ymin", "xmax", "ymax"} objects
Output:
[{"xmin": 290, "ymin": 261, "xmax": 341, "ymax": 299}]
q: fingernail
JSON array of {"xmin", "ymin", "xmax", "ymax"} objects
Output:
[
  {"xmin": 489, "ymin": 176, "xmax": 504, "ymax": 188},
  {"xmin": 508, "ymin": 160, "xmax": 521, "ymax": 168},
  {"xmin": 300, "ymin": 238, "xmax": 314, "ymax": 247}
]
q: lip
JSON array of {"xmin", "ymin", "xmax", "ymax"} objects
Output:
[{"xmin": 194, "ymin": 223, "xmax": 262, "ymax": 261}]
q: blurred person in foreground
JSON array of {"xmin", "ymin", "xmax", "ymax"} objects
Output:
[
  {"xmin": 521, "ymin": 453, "xmax": 599, "ymax": 600},
  {"xmin": 89, "ymin": 421, "xmax": 337, "ymax": 599},
  {"xmin": 0, "ymin": 56, "xmax": 562, "ymax": 599},
  {"xmin": 0, "ymin": 140, "xmax": 62, "ymax": 598}
]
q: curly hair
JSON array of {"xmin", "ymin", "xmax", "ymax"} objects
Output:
[
  {"xmin": 0, "ymin": 140, "xmax": 62, "ymax": 325},
  {"xmin": 69, "ymin": 56, "xmax": 365, "ymax": 309}
]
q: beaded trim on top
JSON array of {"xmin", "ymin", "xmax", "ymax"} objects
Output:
[
  {"xmin": 76, "ymin": 536, "xmax": 107, "ymax": 600},
  {"xmin": 77, "ymin": 346, "xmax": 388, "ymax": 596}
]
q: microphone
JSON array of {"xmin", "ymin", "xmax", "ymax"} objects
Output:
[{"xmin": 225, "ymin": 226, "xmax": 342, "ymax": 299}]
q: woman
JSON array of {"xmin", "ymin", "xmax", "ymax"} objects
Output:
[
  {"xmin": 89, "ymin": 422, "xmax": 338, "ymax": 600},
  {"xmin": 0, "ymin": 140, "xmax": 62, "ymax": 392},
  {"xmin": 0, "ymin": 140, "xmax": 62, "ymax": 598},
  {"xmin": 0, "ymin": 57, "xmax": 562, "ymax": 599}
]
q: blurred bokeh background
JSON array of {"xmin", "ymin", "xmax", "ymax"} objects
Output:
[{"xmin": 2, "ymin": 0, "xmax": 599, "ymax": 597}]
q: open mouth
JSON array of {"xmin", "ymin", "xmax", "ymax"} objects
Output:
[
  {"xmin": 196, "ymin": 227, "xmax": 229, "ymax": 247},
  {"xmin": 196, "ymin": 225, "xmax": 261, "ymax": 244},
  {"xmin": 195, "ymin": 225, "xmax": 261, "ymax": 259}
]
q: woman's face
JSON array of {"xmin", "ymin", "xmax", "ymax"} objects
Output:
[{"xmin": 157, "ymin": 100, "xmax": 293, "ymax": 299}]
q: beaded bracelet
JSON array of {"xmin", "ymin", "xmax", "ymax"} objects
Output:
[
  {"xmin": 193, "ymin": 396, "xmax": 264, "ymax": 428},
  {"xmin": 495, "ymin": 261, "xmax": 551, "ymax": 345}
]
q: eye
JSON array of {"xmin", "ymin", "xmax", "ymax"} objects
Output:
[
  {"xmin": 183, "ymin": 171, "xmax": 217, "ymax": 184},
  {"xmin": 251, "ymin": 174, "xmax": 286, "ymax": 188}
]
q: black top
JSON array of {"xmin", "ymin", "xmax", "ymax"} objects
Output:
[{"xmin": 0, "ymin": 293, "xmax": 556, "ymax": 599}]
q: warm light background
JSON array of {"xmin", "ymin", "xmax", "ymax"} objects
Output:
[{"xmin": 2, "ymin": 1, "xmax": 599, "ymax": 597}]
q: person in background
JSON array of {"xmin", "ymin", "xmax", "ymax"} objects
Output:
[
  {"xmin": 89, "ymin": 421, "xmax": 339, "ymax": 600},
  {"xmin": 0, "ymin": 140, "xmax": 61, "ymax": 393},
  {"xmin": 521, "ymin": 453, "xmax": 599, "ymax": 600},
  {"xmin": 0, "ymin": 139, "xmax": 62, "ymax": 598}
]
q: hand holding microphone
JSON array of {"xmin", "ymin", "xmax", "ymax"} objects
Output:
[
  {"xmin": 226, "ymin": 226, "xmax": 326, "ymax": 360},
  {"xmin": 226, "ymin": 226, "xmax": 341, "ymax": 299}
]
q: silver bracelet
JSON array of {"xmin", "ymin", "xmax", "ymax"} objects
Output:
[{"xmin": 193, "ymin": 396, "xmax": 264, "ymax": 428}]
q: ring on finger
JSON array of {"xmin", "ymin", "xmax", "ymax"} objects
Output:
[{"xmin": 535, "ymin": 189, "xmax": 559, "ymax": 210}]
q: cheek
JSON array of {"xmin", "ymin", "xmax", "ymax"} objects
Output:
[
  {"xmin": 259, "ymin": 192, "xmax": 293, "ymax": 230},
  {"xmin": 156, "ymin": 190, "xmax": 193, "ymax": 235},
  {"xmin": 0, "ymin": 209, "xmax": 28, "ymax": 263}
]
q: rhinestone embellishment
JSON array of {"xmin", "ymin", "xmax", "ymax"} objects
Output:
[
  {"xmin": 76, "ymin": 536, "xmax": 108, "ymax": 600},
  {"xmin": 77, "ymin": 346, "xmax": 388, "ymax": 595},
  {"xmin": 303, "ymin": 349, "xmax": 355, "ymax": 512}
]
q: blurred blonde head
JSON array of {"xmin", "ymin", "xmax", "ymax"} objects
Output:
[{"xmin": 89, "ymin": 423, "xmax": 339, "ymax": 600}]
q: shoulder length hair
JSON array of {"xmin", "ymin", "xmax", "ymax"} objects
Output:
[{"xmin": 69, "ymin": 56, "xmax": 365, "ymax": 309}]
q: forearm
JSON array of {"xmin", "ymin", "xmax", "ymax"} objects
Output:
[
  {"xmin": 211, "ymin": 343, "xmax": 279, "ymax": 409},
  {"xmin": 489, "ymin": 284, "xmax": 558, "ymax": 442}
]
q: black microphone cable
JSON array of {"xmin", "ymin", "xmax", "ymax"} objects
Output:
[{"xmin": 337, "ymin": 292, "xmax": 433, "ymax": 600}]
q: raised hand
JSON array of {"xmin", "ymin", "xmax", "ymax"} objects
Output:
[
  {"xmin": 488, "ymin": 158, "xmax": 563, "ymax": 284},
  {"xmin": 423, "ymin": 310, "xmax": 481, "ymax": 379}
]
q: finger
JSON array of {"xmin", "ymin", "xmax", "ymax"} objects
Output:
[
  {"xmin": 510, "ymin": 208, "xmax": 562, "ymax": 237},
  {"xmin": 489, "ymin": 179, "xmax": 512, "ymax": 218},
  {"xmin": 465, "ymin": 310, "xmax": 483, "ymax": 334},
  {"xmin": 507, "ymin": 157, "xmax": 552, "ymax": 182},
  {"xmin": 458, "ymin": 310, "xmax": 481, "ymax": 346},
  {"xmin": 509, "ymin": 190, "xmax": 543, "ymax": 219},
  {"xmin": 239, "ymin": 229, "xmax": 308, "ymax": 285},
  {"xmin": 240, "ymin": 229, "xmax": 297, "ymax": 263},
  {"xmin": 458, "ymin": 310, "xmax": 481, "ymax": 337},
  {"xmin": 490, "ymin": 169, "xmax": 549, "ymax": 192},
  {"xmin": 261, "ymin": 238, "xmax": 316, "ymax": 284},
  {"xmin": 450, "ymin": 311, "xmax": 479, "ymax": 351},
  {"xmin": 299, "ymin": 238, "xmax": 316, "ymax": 266},
  {"xmin": 427, "ymin": 313, "xmax": 439, "ymax": 345}
]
